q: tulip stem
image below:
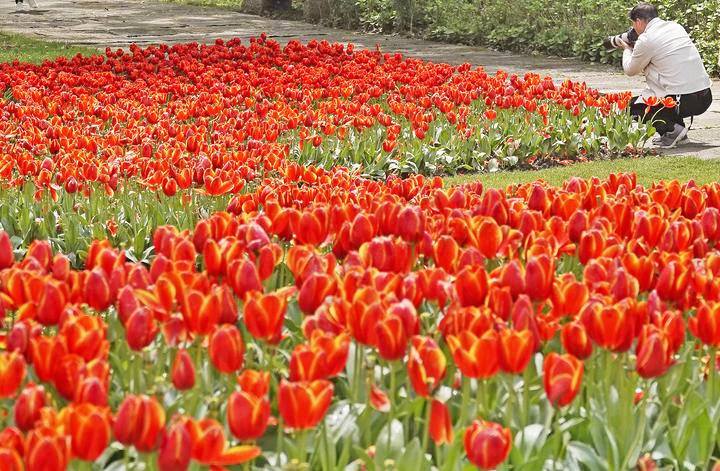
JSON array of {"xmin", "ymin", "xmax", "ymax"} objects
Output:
[
  {"xmin": 388, "ymin": 361, "xmax": 397, "ymax": 451},
  {"xmin": 276, "ymin": 418, "xmax": 284, "ymax": 467},
  {"xmin": 458, "ymin": 376, "xmax": 470, "ymax": 427},
  {"xmin": 421, "ymin": 399, "xmax": 431, "ymax": 454},
  {"xmin": 297, "ymin": 430, "xmax": 308, "ymax": 463}
]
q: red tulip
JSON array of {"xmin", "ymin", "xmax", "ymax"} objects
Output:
[
  {"xmin": 237, "ymin": 369, "xmax": 271, "ymax": 397},
  {"xmin": 428, "ymin": 399, "xmax": 453, "ymax": 445},
  {"xmin": 0, "ymin": 230, "xmax": 14, "ymax": 269},
  {"xmin": 543, "ymin": 352, "xmax": 584, "ymax": 407},
  {"xmin": 455, "ymin": 265, "xmax": 489, "ymax": 307},
  {"xmin": 25, "ymin": 426, "xmax": 69, "ymax": 471},
  {"xmin": 244, "ymin": 292, "xmax": 287, "ymax": 345},
  {"xmin": 113, "ymin": 394, "xmax": 166, "ymax": 452},
  {"xmin": 158, "ymin": 419, "xmax": 192, "ymax": 471},
  {"xmin": 498, "ymin": 329, "xmax": 534, "ymax": 374},
  {"xmin": 125, "ymin": 307, "xmax": 159, "ymax": 351},
  {"xmin": 171, "ymin": 348, "xmax": 195, "ymax": 390},
  {"xmin": 183, "ymin": 417, "xmax": 261, "ymax": 466},
  {"xmin": 407, "ymin": 336, "xmax": 447, "ymax": 397},
  {"xmin": 209, "ymin": 324, "xmax": 245, "ymax": 373},
  {"xmin": 0, "ymin": 351, "xmax": 26, "ymax": 398},
  {"xmin": 689, "ymin": 302, "xmax": 720, "ymax": 347},
  {"xmin": 464, "ymin": 420, "xmax": 512, "ymax": 469},
  {"xmin": 560, "ymin": 321, "xmax": 593, "ymax": 359},
  {"xmin": 636, "ymin": 325, "xmax": 673, "ymax": 378},
  {"xmin": 446, "ymin": 330, "xmax": 500, "ymax": 379},
  {"xmin": 278, "ymin": 379, "xmax": 334, "ymax": 430},
  {"xmin": 84, "ymin": 267, "xmax": 111, "ymax": 311},
  {"xmin": 227, "ymin": 390, "xmax": 271, "ymax": 440},
  {"xmin": 14, "ymin": 382, "xmax": 46, "ymax": 431},
  {"xmin": 66, "ymin": 403, "xmax": 112, "ymax": 461},
  {"xmin": 0, "ymin": 448, "xmax": 22, "ymax": 471},
  {"xmin": 369, "ymin": 384, "xmax": 390, "ymax": 413},
  {"xmin": 375, "ymin": 314, "xmax": 408, "ymax": 361}
]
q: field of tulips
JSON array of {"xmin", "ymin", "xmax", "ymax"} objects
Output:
[{"xmin": 1, "ymin": 35, "xmax": 719, "ymax": 471}]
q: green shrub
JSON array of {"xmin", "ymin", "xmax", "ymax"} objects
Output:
[{"xmin": 292, "ymin": 0, "xmax": 719, "ymax": 76}]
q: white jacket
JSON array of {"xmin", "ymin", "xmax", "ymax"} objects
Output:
[{"xmin": 623, "ymin": 17, "xmax": 711, "ymax": 99}]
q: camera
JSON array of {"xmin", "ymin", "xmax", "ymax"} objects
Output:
[{"xmin": 603, "ymin": 28, "xmax": 639, "ymax": 50}]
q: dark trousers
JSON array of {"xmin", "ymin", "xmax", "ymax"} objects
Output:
[{"xmin": 630, "ymin": 88, "xmax": 713, "ymax": 134}]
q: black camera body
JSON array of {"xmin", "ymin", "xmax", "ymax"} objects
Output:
[{"xmin": 603, "ymin": 28, "xmax": 639, "ymax": 50}]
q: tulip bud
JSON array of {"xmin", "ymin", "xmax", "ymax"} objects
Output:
[{"xmin": 171, "ymin": 349, "xmax": 195, "ymax": 391}]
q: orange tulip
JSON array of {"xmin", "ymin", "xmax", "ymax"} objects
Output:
[
  {"xmin": 66, "ymin": 403, "xmax": 112, "ymax": 461},
  {"xmin": 407, "ymin": 336, "xmax": 447, "ymax": 397},
  {"xmin": 244, "ymin": 292, "xmax": 287, "ymax": 344},
  {"xmin": 278, "ymin": 379, "xmax": 334, "ymax": 430},
  {"xmin": 14, "ymin": 382, "xmax": 46, "ymax": 431},
  {"xmin": 171, "ymin": 348, "xmax": 195, "ymax": 391},
  {"xmin": 446, "ymin": 330, "xmax": 500, "ymax": 379},
  {"xmin": 428, "ymin": 399, "xmax": 453, "ymax": 445},
  {"xmin": 0, "ymin": 351, "xmax": 26, "ymax": 398},
  {"xmin": 227, "ymin": 390, "xmax": 271, "ymax": 440},
  {"xmin": 209, "ymin": 324, "xmax": 245, "ymax": 373},
  {"xmin": 464, "ymin": 420, "xmax": 512, "ymax": 470},
  {"xmin": 25, "ymin": 426, "xmax": 69, "ymax": 471},
  {"xmin": 113, "ymin": 394, "xmax": 166, "ymax": 452},
  {"xmin": 498, "ymin": 329, "xmax": 534, "ymax": 374},
  {"xmin": 543, "ymin": 352, "xmax": 584, "ymax": 407}
]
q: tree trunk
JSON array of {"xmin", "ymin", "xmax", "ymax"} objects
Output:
[{"xmin": 303, "ymin": 0, "xmax": 324, "ymax": 22}]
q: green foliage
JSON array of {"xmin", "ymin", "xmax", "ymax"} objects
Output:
[
  {"xmin": 0, "ymin": 32, "xmax": 100, "ymax": 65},
  {"xmin": 293, "ymin": 0, "xmax": 719, "ymax": 76},
  {"xmin": 447, "ymin": 155, "xmax": 720, "ymax": 189}
]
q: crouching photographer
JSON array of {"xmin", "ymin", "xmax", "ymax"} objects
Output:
[{"xmin": 606, "ymin": 3, "xmax": 712, "ymax": 148}]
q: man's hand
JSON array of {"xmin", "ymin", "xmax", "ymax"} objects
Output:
[{"xmin": 617, "ymin": 39, "xmax": 633, "ymax": 51}]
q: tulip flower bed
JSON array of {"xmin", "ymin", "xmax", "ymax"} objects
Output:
[
  {"xmin": 2, "ymin": 164, "xmax": 720, "ymax": 470},
  {"xmin": 0, "ymin": 35, "xmax": 651, "ymax": 191}
]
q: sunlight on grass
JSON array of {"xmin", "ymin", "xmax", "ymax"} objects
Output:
[{"xmin": 447, "ymin": 156, "xmax": 720, "ymax": 189}]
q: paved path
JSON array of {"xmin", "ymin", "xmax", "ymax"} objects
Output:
[{"xmin": 2, "ymin": 0, "xmax": 719, "ymax": 159}]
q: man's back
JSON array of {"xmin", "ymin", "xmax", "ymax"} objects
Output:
[{"xmin": 623, "ymin": 17, "xmax": 711, "ymax": 97}]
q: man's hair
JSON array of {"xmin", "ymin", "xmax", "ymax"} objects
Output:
[{"xmin": 629, "ymin": 3, "xmax": 659, "ymax": 21}]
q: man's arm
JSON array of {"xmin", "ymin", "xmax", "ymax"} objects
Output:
[{"xmin": 622, "ymin": 38, "xmax": 653, "ymax": 76}]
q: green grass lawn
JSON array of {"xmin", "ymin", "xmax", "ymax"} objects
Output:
[
  {"xmin": 448, "ymin": 156, "xmax": 720, "ymax": 189},
  {"xmin": 0, "ymin": 32, "xmax": 99, "ymax": 64}
]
